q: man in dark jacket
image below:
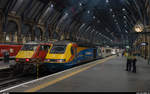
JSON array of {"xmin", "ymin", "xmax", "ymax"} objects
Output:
[
  {"xmin": 126, "ymin": 53, "xmax": 132, "ymax": 71},
  {"xmin": 132, "ymin": 54, "xmax": 137, "ymax": 73}
]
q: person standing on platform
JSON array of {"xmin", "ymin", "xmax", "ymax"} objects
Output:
[
  {"xmin": 132, "ymin": 53, "xmax": 137, "ymax": 73},
  {"xmin": 3, "ymin": 50, "xmax": 10, "ymax": 63},
  {"xmin": 126, "ymin": 52, "xmax": 132, "ymax": 71}
]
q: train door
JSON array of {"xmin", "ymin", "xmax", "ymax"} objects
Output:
[
  {"xmin": 71, "ymin": 45, "xmax": 78, "ymax": 64},
  {"xmin": 75, "ymin": 47, "xmax": 77, "ymax": 61},
  {"xmin": 38, "ymin": 45, "xmax": 50, "ymax": 61},
  {"xmin": 97, "ymin": 47, "xmax": 102, "ymax": 58}
]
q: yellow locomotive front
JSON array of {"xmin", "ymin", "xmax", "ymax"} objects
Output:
[
  {"xmin": 44, "ymin": 43, "xmax": 74, "ymax": 63},
  {"xmin": 15, "ymin": 43, "xmax": 38, "ymax": 63}
]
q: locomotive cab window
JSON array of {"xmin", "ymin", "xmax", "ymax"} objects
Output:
[
  {"xmin": 106, "ymin": 49, "xmax": 111, "ymax": 53},
  {"xmin": 21, "ymin": 44, "xmax": 38, "ymax": 51},
  {"xmin": 50, "ymin": 45, "xmax": 66, "ymax": 54}
]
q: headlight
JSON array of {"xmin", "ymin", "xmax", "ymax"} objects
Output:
[
  {"xmin": 57, "ymin": 59, "xmax": 65, "ymax": 63},
  {"xmin": 16, "ymin": 58, "xmax": 19, "ymax": 62},
  {"xmin": 44, "ymin": 59, "xmax": 50, "ymax": 62},
  {"xmin": 26, "ymin": 58, "xmax": 30, "ymax": 62}
]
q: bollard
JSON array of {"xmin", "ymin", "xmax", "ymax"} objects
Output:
[{"xmin": 36, "ymin": 64, "xmax": 39, "ymax": 79}]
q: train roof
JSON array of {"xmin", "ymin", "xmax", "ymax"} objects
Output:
[
  {"xmin": 24, "ymin": 41, "xmax": 54, "ymax": 45},
  {"xmin": 0, "ymin": 42, "xmax": 23, "ymax": 45},
  {"xmin": 53, "ymin": 40, "xmax": 96, "ymax": 47},
  {"xmin": 53, "ymin": 40, "xmax": 75, "ymax": 45}
]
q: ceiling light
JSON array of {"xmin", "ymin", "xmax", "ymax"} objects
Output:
[
  {"xmin": 109, "ymin": 8, "xmax": 113, "ymax": 12},
  {"xmin": 50, "ymin": 4, "xmax": 54, "ymax": 8},
  {"xmin": 123, "ymin": 16, "xmax": 126, "ymax": 19},
  {"xmin": 79, "ymin": 3, "xmax": 82, "ymax": 6},
  {"xmin": 93, "ymin": 16, "xmax": 96, "ymax": 19},
  {"xmin": 112, "ymin": 14, "xmax": 115, "ymax": 18},
  {"xmin": 122, "ymin": 8, "xmax": 125, "ymax": 11},
  {"xmin": 106, "ymin": 0, "xmax": 109, "ymax": 3}
]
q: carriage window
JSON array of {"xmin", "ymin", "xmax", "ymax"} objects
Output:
[
  {"xmin": 106, "ymin": 49, "xmax": 111, "ymax": 53},
  {"xmin": 21, "ymin": 44, "xmax": 38, "ymax": 51},
  {"xmin": 39, "ymin": 45, "xmax": 50, "ymax": 51},
  {"xmin": 71, "ymin": 47, "xmax": 74, "ymax": 55},
  {"xmin": 50, "ymin": 45, "xmax": 66, "ymax": 54}
]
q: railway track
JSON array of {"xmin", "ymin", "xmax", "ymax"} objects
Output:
[{"xmin": 0, "ymin": 74, "xmax": 36, "ymax": 90}]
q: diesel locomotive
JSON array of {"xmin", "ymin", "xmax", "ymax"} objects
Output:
[
  {"xmin": 12, "ymin": 42, "xmax": 52, "ymax": 74},
  {"xmin": 43, "ymin": 40, "xmax": 112, "ymax": 71},
  {"xmin": 12, "ymin": 40, "xmax": 113, "ymax": 75}
]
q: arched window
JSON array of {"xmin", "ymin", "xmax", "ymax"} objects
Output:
[
  {"xmin": 34, "ymin": 27, "xmax": 43, "ymax": 41},
  {"xmin": 5, "ymin": 20, "xmax": 18, "ymax": 42},
  {"xmin": 22, "ymin": 24, "xmax": 32, "ymax": 42}
]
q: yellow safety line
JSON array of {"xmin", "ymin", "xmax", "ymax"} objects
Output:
[{"xmin": 25, "ymin": 56, "xmax": 115, "ymax": 92}]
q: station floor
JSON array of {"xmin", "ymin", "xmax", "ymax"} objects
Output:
[
  {"xmin": 0, "ymin": 60, "xmax": 15, "ymax": 70},
  {"xmin": 1, "ymin": 55, "xmax": 150, "ymax": 92}
]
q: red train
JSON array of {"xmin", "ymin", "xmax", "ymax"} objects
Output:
[
  {"xmin": 15, "ymin": 42, "xmax": 52, "ymax": 63},
  {"xmin": 13, "ymin": 42, "xmax": 52, "ymax": 74},
  {"xmin": 0, "ymin": 44, "xmax": 22, "ymax": 60}
]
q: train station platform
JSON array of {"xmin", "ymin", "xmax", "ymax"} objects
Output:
[
  {"xmin": 1, "ymin": 55, "xmax": 150, "ymax": 92},
  {"xmin": 0, "ymin": 60, "xmax": 16, "ymax": 70}
]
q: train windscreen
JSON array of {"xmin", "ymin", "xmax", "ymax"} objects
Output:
[
  {"xmin": 50, "ymin": 45, "xmax": 66, "ymax": 54},
  {"xmin": 21, "ymin": 44, "xmax": 38, "ymax": 51}
]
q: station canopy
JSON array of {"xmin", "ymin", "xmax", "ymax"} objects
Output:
[{"xmin": 0, "ymin": 0, "xmax": 149, "ymax": 48}]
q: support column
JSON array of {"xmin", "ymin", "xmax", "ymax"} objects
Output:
[
  {"xmin": 37, "ymin": 24, "xmax": 45, "ymax": 41},
  {"xmin": 31, "ymin": 25, "xmax": 35, "ymax": 41},
  {"xmin": 7, "ymin": 13, "xmax": 22, "ymax": 43},
  {"xmin": 0, "ymin": 11, "xmax": 4, "ymax": 42},
  {"xmin": 147, "ymin": 34, "xmax": 150, "ymax": 59}
]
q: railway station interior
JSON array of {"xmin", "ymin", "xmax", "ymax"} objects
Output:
[{"xmin": 0, "ymin": 0, "xmax": 150, "ymax": 93}]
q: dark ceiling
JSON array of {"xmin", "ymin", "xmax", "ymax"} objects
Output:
[
  {"xmin": 44, "ymin": 0, "xmax": 148, "ymax": 45},
  {"xmin": 0, "ymin": 0, "xmax": 149, "ymax": 47}
]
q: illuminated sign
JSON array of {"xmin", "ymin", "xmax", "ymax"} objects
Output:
[{"xmin": 140, "ymin": 42, "xmax": 148, "ymax": 46}]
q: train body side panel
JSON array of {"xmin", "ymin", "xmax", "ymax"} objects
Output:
[
  {"xmin": 0, "ymin": 45, "xmax": 22, "ymax": 58},
  {"xmin": 43, "ymin": 44, "xmax": 103, "ymax": 70}
]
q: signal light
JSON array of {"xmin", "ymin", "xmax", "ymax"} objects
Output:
[{"xmin": 26, "ymin": 59, "xmax": 30, "ymax": 62}]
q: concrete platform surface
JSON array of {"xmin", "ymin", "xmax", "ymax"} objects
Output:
[
  {"xmin": 1, "ymin": 56, "xmax": 150, "ymax": 92},
  {"xmin": 0, "ymin": 60, "xmax": 16, "ymax": 70}
]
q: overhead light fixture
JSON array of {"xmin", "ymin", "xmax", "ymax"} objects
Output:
[
  {"xmin": 112, "ymin": 14, "xmax": 115, "ymax": 18},
  {"xmin": 79, "ymin": 3, "xmax": 82, "ymax": 6},
  {"xmin": 123, "ymin": 16, "xmax": 126, "ymax": 19},
  {"xmin": 122, "ymin": 8, "xmax": 125, "ymax": 11},
  {"xmin": 50, "ymin": 4, "xmax": 54, "ymax": 8},
  {"xmin": 109, "ymin": 8, "xmax": 113, "ymax": 12},
  {"xmin": 106, "ymin": 0, "xmax": 109, "ymax": 3},
  {"xmin": 93, "ymin": 16, "xmax": 96, "ymax": 19}
]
